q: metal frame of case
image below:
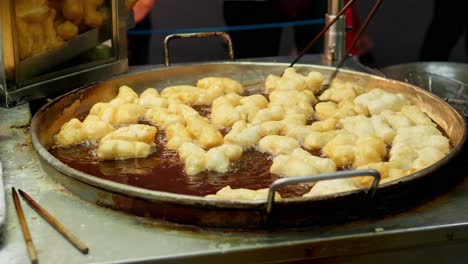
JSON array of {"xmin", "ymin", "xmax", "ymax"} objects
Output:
[{"xmin": 0, "ymin": 0, "xmax": 129, "ymax": 108}]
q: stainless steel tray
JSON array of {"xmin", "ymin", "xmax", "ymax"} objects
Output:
[{"xmin": 16, "ymin": 22, "xmax": 112, "ymax": 82}]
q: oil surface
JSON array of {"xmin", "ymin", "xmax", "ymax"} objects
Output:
[
  {"xmin": 49, "ymin": 85, "xmax": 452, "ymax": 198},
  {"xmin": 50, "ymin": 88, "xmax": 312, "ymax": 197},
  {"xmin": 49, "ymin": 128, "xmax": 310, "ymax": 197}
]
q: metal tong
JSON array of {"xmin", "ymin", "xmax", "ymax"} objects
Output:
[{"xmin": 289, "ymin": 0, "xmax": 383, "ymax": 88}]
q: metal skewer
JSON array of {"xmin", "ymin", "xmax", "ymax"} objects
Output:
[
  {"xmin": 18, "ymin": 189, "xmax": 89, "ymax": 254},
  {"xmin": 12, "ymin": 187, "xmax": 38, "ymax": 264}
]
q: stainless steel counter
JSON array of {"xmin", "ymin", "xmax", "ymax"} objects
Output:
[{"xmin": 1, "ymin": 58, "xmax": 468, "ymax": 264}]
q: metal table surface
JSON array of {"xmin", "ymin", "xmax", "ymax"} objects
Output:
[{"xmin": 1, "ymin": 56, "xmax": 468, "ymax": 264}]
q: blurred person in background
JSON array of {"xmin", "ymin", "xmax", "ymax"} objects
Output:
[
  {"xmin": 223, "ymin": 0, "xmax": 327, "ymax": 58},
  {"xmin": 223, "ymin": 0, "xmax": 374, "ymax": 63},
  {"xmin": 128, "ymin": 0, "xmax": 158, "ymax": 65},
  {"xmin": 420, "ymin": 0, "xmax": 468, "ymax": 62}
]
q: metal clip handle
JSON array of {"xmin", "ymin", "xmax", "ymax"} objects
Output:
[
  {"xmin": 266, "ymin": 169, "xmax": 381, "ymax": 217},
  {"xmin": 163, "ymin": 32, "xmax": 235, "ymax": 67}
]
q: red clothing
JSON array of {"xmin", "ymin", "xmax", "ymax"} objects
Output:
[{"xmin": 346, "ymin": 8, "xmax": 358, "ymax": 55}]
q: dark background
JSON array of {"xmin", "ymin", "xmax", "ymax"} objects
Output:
[{"xmin": 134, "ymin": 0, "xmax": 467, "ymax": 67}]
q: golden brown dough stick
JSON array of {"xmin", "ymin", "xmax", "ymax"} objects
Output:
[
  {"xmin": 57, "ymin": 21, "xmax": 79, "ymax": 40},
  {"xmin": 43, "ymin": 9, "xmax": 64, "ymax": 49},
  {"xmin": 84, "ymin": 0, "xmax": 105, "ymax": 28},
  {"xmin": 63, "ymin": 0, "xmax": 84, "ymax": 24},
  {"xmin": 16, "ymin": 18, "xmax": 33, "ymax": 60}
]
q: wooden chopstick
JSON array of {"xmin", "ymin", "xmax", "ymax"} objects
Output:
[
  {"xmin": 12, "ymin": 187, "xmax": 38, "ymax": 264},
  {"xmin": 18, "ymin": 189, "xmax": 89, "ymax": 254}
]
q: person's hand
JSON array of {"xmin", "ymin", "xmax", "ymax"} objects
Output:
[
  {"xmin": 133, "ymin": 0, "xmax": 157, "ymax": 23},
  {"xmin": 356, "ymin": 34, "xmax": 374, "ymax": 56}
]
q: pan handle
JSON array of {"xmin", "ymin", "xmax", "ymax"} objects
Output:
[
  {"xmin": 163, "ymin": 32, "xmax": 235, "ymax": 67},
  {"xmin": 265, "ymin": 169, "xmax": 381, "ymax": 220}
]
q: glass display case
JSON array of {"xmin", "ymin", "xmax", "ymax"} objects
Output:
[{"xmin": 0, "ymin": 0, "xmax": 129, "ymax": 108}]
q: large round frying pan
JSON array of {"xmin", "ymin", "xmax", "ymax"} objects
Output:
[{"xmin": 30, "ymin": 62, "xmax": 467, "ymax": 228}]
